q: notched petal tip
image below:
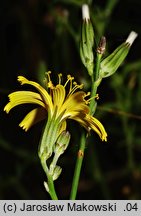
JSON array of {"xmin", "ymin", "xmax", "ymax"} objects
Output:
[
  {"xmin": 100, "ymin": 129, "xmax": 108, "ymax": 142},
  {"xmin": 19, "ymin": 122, "xmax": 28, "ymax": 132},
  {"xmin": 87, "ymin": 115, "xmax": 108, "ymax": 142},
  {"xmin": 102, "ymin": 135, "xmax": 107, "ymax": 142},
  {"xmin": 17, "ymin": 76, "xmax": 28, "ymax": 85},
  {"xmin": 4, "ymin": 104, "xmax": 10, "ymax": 114}
]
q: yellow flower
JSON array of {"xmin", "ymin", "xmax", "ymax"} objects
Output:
[{"xmin": 4, "ymin": 72, "xmax": 107, "ymax": 142}]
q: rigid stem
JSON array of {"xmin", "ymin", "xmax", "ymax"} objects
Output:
[
  {"xmin": 70, "ymin": 52, "xmax": 102, "ymax": 200},
  {"xmin": 70, "ymin": 132, "xmax": 86, "ymax": 199},
  {"xmin": 69, "ymin": 83, "xmax": 97, "ymax": 200},
  {"xmin": 90, "ymin": 52, "xmax": 102, "ymax": 114},
  {"xmin": 89, "ymin": 80, "xmax": 98, "ymax": 114}
]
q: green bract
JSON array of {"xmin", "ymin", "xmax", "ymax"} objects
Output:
[
  {"xmin": 80, "ymin": 19, "xmax": 94, "ymax": 76},
  {"xmin": 100, "ymin": 42, "xmax": 130, "ymax": 78},
  {"xmin": 100, "ymin": 31, "xmax": 138, "ymax": 78}
]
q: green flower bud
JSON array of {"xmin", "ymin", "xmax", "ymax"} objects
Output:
[
  {"xmin": 48, "ymin": 131, "xmax": 70, "ymax": 179},
  {"xmin": 100, "ymin": 31, "xmax": 138, "ymax": 78},
  {"xmin": 55, "ymin": 130, "xmax": 71, "ymax": 155},
  {"xmin": 80, "ymin": 4, "xmax": 94, "ymax": 76},
  {"xmin": 44, "ymin": 181, "xmax": 49, "ymax": 192},
  {"xmin": 52, "ymin": 166, "xmax": 62, "ymax": 181}
]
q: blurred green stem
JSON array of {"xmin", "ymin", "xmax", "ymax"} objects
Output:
[
  {"xmin": 91, "ymin": 0, "xmax": 119, "ymax": 36},
  {"xmin": 105, "ymin": 0, "xmax": 119, "ymax": 16},
  {"xmin": 122, "ymin": 117, "xmax": 134, "ymax": 171},
  {"xmin": 115, "ymin": 88, "xmax": 135, "ymax": 171},
  {"xmin": 87, "ymin": 141, "xmax": 111, "ymax": 199}
]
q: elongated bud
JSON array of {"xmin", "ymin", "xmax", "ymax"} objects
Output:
[
  {"xmin": 80, "ymin": 4, "xmax": 94, "ymax": 76},
  {"xmin": 97, "ymin": 36, "xmax": 106, "ymax": 55},
  {"xmin": 48, "ymin": 131, "xmax": 70, "ymax": 180},
  {"xmin": 44, "ymin": 181, "xmax": 49, "ymax": 192},
  {"xmin": 39, "ymin": 107, "xmax": 64, "ymax": 160},
  {"xmin": 55, "ymin": 130, "xmax": 71, "ymax": 155},
  {"xmin": 100, "ymin": 31, "xmax": 138, "ymax": 78},
  {"xmin": 52, "ymin": 166, "xmax": 62, "ymax": 181}
]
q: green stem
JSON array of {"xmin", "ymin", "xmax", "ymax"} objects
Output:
[
  {"xmin": 70, "ymin": 132, "xmax": 86, "ymax": 199},
  {"xmin": 70, "ymin": 51, "xmax": 102, "ymax": 199},
  {"xmin": 41, "ymin": 157, "xmax": 58, "ymax": 200},
  {"xmin": 89, "ymin": 81, "xmax": 98, "ymax": 114},
  {"xmin": 94, "ymin": 53, "xmax": 102, "ymax": 82},
  {"xmin": 105, "ymin": 0, "xmax": 119, "ymax": 17},
  {"xmin": 47, "ymin": 174, "xmax": 58, "ymax": 200},
  {"xmin": 90, "ymin": 53, "xmax": 102, "ymax": 114}
]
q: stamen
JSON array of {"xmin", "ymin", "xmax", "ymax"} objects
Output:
[
  {"xmin": 69, "ymin": 77, "xmax": 74, "ymax": 92},
  {"xmin": 73, "ymin": 81, "xmax": 77, "ymax": 86},
  {"xmin": 85, "ymin": 92, "xmax": 91, "ymax": 97},
  {"xmin": 67, "ymin": 75, "xmax": 74, "ymax": 80},
  {"xmin": 95, "ymin": 94, "xmax": 99, "ymax": 100},
  {"xmin": 83, "ymin": 93, "xmax": 99, "ymax": 104},
  {"xmin": 83, "ymin": 92, "xmax": 91, "ymax": 104},
  {"xmin": 46, "ymin": 71, "xmax": 54, "ymax": 89},
  {"xmin": 73, "ymin": 82, "xmax": 84, "ymax": 90},
  {"xmin": 46, "ymin": 71, "xmax": 51, "ymax": 83},
  {"xmin": 58, "ymin": 73, "xmax": 62, "ymax": 85},
  {"xmin": 64, "ymin": 75, "xmax": 74, "ymax": 93},
  {"xmin": 48, "ymin": 81, "xmax": 54, "ymax": 89},
  {"xmin": 69, "ymin": 83, "xmax": 84, "ymax": 95}
]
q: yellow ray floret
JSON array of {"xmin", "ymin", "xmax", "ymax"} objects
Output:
[{"xmin": 4, "ymin": 72, "xmax": 107, "ymax": 141}]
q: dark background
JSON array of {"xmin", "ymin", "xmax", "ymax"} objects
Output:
[{"xmin": 0, "ymin": 0, "xmax": 141, "ymax": 199}]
